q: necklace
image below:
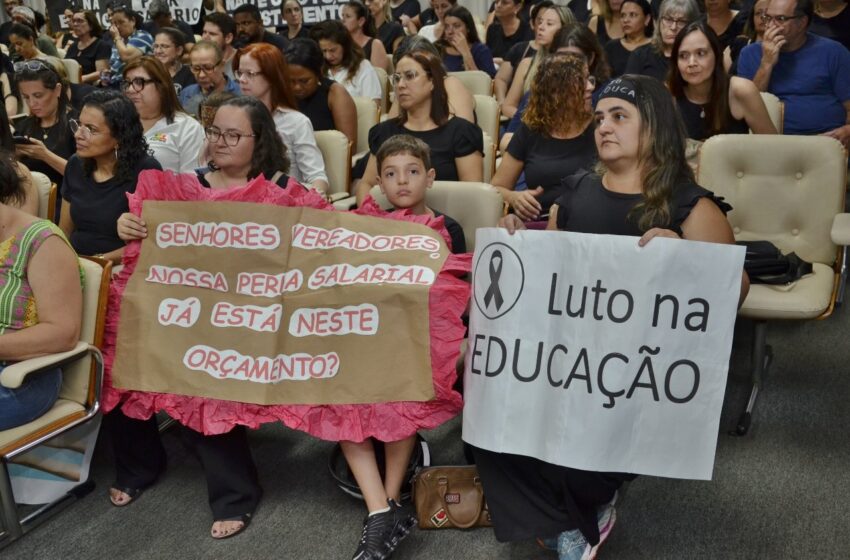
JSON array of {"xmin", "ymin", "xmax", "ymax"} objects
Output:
[{"xmin": 700, "ymin": 106, "xmax": 706, "ymax": 119}]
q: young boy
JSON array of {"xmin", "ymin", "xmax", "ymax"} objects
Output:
[{"xmin": 375, "ymin": 134, "xmax": 467, "ymax": 254}]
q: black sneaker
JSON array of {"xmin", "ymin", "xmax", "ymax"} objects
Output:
[
  {"xmin": 351, "ymin": 509, "xmax": 393, "ymax": 560},
  {"xmin": 385, "ymin": 499, "xmax": 417, "ymax": 555}
]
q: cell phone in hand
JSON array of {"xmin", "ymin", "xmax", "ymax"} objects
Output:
[{"xmin": 12, "ymin": 136, "xmax": 33, "ymax": 145}]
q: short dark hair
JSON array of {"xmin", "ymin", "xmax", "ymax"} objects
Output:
[
  {"xmin": 284, "ymin": 38, "xmax": 324, "ymax": 77},
  {"xmin": 8, "ymin": 22, "xmax": 35, "ymax": 41},
  {"xmin": 793, "ymin": 0, "xmax": 814, "ymax": 24},
  {"xmin": 233, "ymin": 4, "xmax": 262, "ymax": 21},
  {"xmin": 376, "ymin": 134, "xmax": 432, "ymax": 172},
  {"xmin": 205, "ymin": 12, "xmax": 236, "ymax": 37},
  {"xmin": 80, "ymin": 89, "xmax": 151, "ymax": 182},
  {"xmin": 215, "ymin": 96, "xmax": 290, "ymax": 179}
]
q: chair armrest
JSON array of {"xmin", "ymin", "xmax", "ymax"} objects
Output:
[
  {"xmin": 0, "ymin": 341, "xmax": 91, "ymax": 389},
  {"xmin": 332, "ymin": 196, "xmax": 357, "ymax": 210},
  {"xmin": 831, "ymin": 213, "xmax": 850, "ymax": 245}
]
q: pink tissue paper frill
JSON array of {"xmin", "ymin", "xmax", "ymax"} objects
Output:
[{"xmin": 101, "ymin": 170, "xmax": 472, "ymax": 440}]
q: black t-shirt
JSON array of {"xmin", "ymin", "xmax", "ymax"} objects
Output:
[
  {"xmin": 420, "ymin": 8, "xmax": 438, "ymax": 26},
  {"xmin": 261, "ymin": 31, "xmax": 289, "ymax": 51},
  {"xmin": 196, "ymin": 168, "xmax": 291, "ymax": 189},
  {"xmin": 504, "ymin": 41, "xmax": 537, "ymax": 70},
  {"xmin": 554, "ymin": 171, "xmax": 731, "ymax": 236},
  {"xmin": 66, "ymin": 38, "xmax": 112, "ymax": 76},
  {"xmin": 0, "ymin": 21, "xmax": 12, "ymax": 46},
  {"xmin": 69, "ymin": 83, "xmax": 97, "ymax": 112},
  {"xmin": 141, "ymin": 20, "xmax": 197, "ymax": 45},
  {"xmin": 506, "ymin": 122, "xmax": 597, "ymax": 213},
  {"xmin": 391, "ymin": 0, "xmax": 421, "ymax": 22},
  {"xmin": 368, "ymin": 118, "xmax": 483, "ymax": 182},
  {"xmin": 434, "ymin": 210, "xmax": 466, "ymax": 253},
  {"xmin": 712, "ymin": 12, "xmax": 747, "ymax": 51},
  {"xmin": 171, "ymin": 64, "xmax": 197, "ymax": 96},
  {"xmin": 378, "ymin": 21, "xmax": 405, "ymax": 54},
  {"xmin": 62, "ymin": 154, "xmax": 162, "ymax": 255},
  {"xmin": 676, "ymin": 96, "xmax": 749, "ymax": 141},
  {"xmin": 277, "ymin": 25, "xmax": 312, "ymax": 40},
  {"xmin": 604, "ymin": 39, "xmax": 632, "ymax": 78},
  {"xmin": 811, "ymin": 7, "xmax": 850, "ymax": 52},
  {"xmin": 298, "ymin": 77, "xmax": 336, "ymax": 132},
  {"xmin": 14, "ymin": 111, "xmax": 78, "ymax": 189},
  {"xmin": 486, "ymin": 20, "xmax": 534, "ymax": 60},
  {"xmin": 624, "ymin": 44, "xmax": 670, "ymax": 83}
]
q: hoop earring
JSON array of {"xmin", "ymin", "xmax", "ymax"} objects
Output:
[{"xmin": 114, "ymin": 146, "xmax": 119, "ymax": 160}]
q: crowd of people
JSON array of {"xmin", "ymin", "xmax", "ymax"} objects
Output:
[{"xmin": 0, "ymin": 0, "xmax": 847, "ymax": 558}]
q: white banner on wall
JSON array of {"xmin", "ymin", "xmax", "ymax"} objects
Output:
[{"xmin": 462, "ymin": 228, "xmax": 745, "ymax": 481}]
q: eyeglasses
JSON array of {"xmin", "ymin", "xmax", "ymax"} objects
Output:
[
  {"xmin": 191, "ymin": 63, "xmax": 220, "ymax": 75},
  {"xmin": 660, "ymin": 15, "xmax": 689, "ymax": 28},
  {"xmin": 121, "ymin": 77, "xmax": 155, "ymax": 92},
  {"xmin": 760, "ymin": 13, "xmax": 803, "ymax": 24},
  {"xmin": 13, "ymin": 60, "xmax": 56, "ymax": 74},
  {"xmin": 390, "ymin": 70, "xmax": 425, "ymax": 86},
  {"xmin": 205, "ymin": 126, "xmax": 257, "ymax": 146},
  {"xmin": 234, "ymin": 69, "xmax": 263, "ymax": 80},
  {"xmin": 69, "ymin": 119, "xmax": 103, "ymax": 140}
]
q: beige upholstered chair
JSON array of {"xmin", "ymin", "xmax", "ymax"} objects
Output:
[
  {"xmin": 482, "ymin": 131, "xmax": 495, "ymax": 184},
  {"xmin": 697, "ymin": 134, "xmax": 849, "ymax": 435},
  {"xmin": 449, "ymin": 70, "xmax": 493, "ymax": 96},
  {"xmin": 373, "ymin": 66, "xmax": 389, "ymax": 114},
  {"xmin": 30, "ymin": 172, "xmax": 55, "ymax": 221},
  {"xmin": 474, "ymin": 94, "xmax": 500, "ymax": 150},
  {"xmin": 370, "ymin": 181, "xmax": 503, "ymax": 252},
  {"xmin": 314, "ymin": 130, "xmax": 353, "ymax": 202},
  {"xmin": 353, "ymin": 95, "xmax": 380, "ymax": 157},
  {"xmin": 0, "ymin": 257, "xmax": 109, "ymax": 545},
  {"xmin": 757, "ymin": 92, "xmax": 783, "ymax": 134},
  {"xmin": 60, "ymin": 58, "xmax": 81, "ymax": 84}
]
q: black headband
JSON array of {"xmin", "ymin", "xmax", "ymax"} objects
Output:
[{"xmin": 596, "ymin": 77, "xmax": 638, "ymax": 106}]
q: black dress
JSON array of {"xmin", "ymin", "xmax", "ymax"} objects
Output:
[
  {"xmin": 486, "ymin": 19, "xmax": 534, "ymax": 60},
  {"xmin": 367, "ymin": 117, "xmax": 483, "ymax": 181},
  {"xmin": 676, "ymin": 96, "xmax": 749, "ymax": 141},
  {"xmin": 624, "ymin": 44, "xmax": 670, "ymax": 83},
  {"xmin": 297, "ymin": 77, "xmax": 336, "ymax": 132},
  {"xmin": 505, "ymin": 123, "xmax": 597, "ymax": 215},
  {"xmin": 471, "ymin": 170, "xmax": 732, "ymax": 545}
]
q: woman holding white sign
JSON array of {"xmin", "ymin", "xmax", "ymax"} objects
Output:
[{"xmin": 486, "ymin": 75, "xmax": 749, "ymax": 560}]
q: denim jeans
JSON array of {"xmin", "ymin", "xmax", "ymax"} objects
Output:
[{"xmin": 0, "ymin": 365, "xmax": 62, "ymax": 431}]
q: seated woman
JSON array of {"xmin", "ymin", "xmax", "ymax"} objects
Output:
[
  {"xmin": 588, "ymin": 0, "xmax": 624, "ymax": 46},
  {"xmin": 103, "ymin": 7, "xmax": 153, "ymax": 88},
  {"xmin": 122, "ymin": 56, "xmax": 205, "ymax": 174},
  {"xmin": 705, "ymin": 0, "xmax": 746, "ymax": 51},
  {"xmin": 493, "ymin": 1, "xmax": 551, "ymax": 107},
  {"xmin": 417, "ymin": 0, "xmax": 456, "ymax": 43},
  {"xmin": 235, "ymin": 43, "xmax": 329, "ymax": 193},
  {"xmin": 726, "ymin": 0, "xmax": 767, "ymax": 74},
  {"xmin": 387, "ymin": 35, "xmax": 475, "ymax": 123},
  {"xmin": 486, "ymin": 0, "xmax": 533, "ymax": 64},
  {"xmin": 624, "ymin": 0, "xmax": 699, "ymax": 82},
  {"xmin": 604, "ymin": 0, "xmax": 652, "ymax": 77},
  {"xmin": 368, "ymin": 0, "xmax": 405, "ymax": 53},
  {"xmin": 488, "ymin": 74, "xmax": 749, "ymax": 560},
  {"xmin": 668, "ymin": 21, "xmax": 777, "ymax": 141},
  {"xmin": 13, "ymin": 59, "xmax": 76, "ymax": 200},
  {"xmin": 285, "ymin": 38, "xmax": 357, "ymax": 146},
  {"xmin": 66, "ymin": 10, "xmax": 111, "ymax": 85},
  {"xmin": 310, "ymin": 20, "xmax": 383, "ymax": 108},
  {"xmin": 355, "ymin": 49, "xmax": 483, "ymax": 205},
  {"xmin": 493, "ymin": 53, "xmax": 596, "ymax": 221},
  {"xmin": 152, "ymin": 27, "xmax": 196, "ymax": 95},
  {"xmin": 437, "ymin": 6, "xmax": 498, "ymax": 77},
  {"xmin": 280, "ymin": 0, "xmax": 311, "ymax": 41},
  {"xmin": 341, "ymin": 1, "xmax": 390, "ymax": 73},
  {"xmin": 108, "ymin": 95, "xmax": 290, "ymax": 539},
  {"xmin": 0, "ymin": 148, "xmax": 82, "ymax": 431},
  {"xmin": 59, "ymin": 90, "xmax": 162, "ymax": 264},
  {"xmin": 502, "ymin": 4, "xmax": 575, "ymax": 118},
  {"xmin": 9, "ymin": 24, "xmax": 61, "ymax": 70},
  {"xmin": 0, "ymin": 108, "xmax": 37, "ymax": 216}
]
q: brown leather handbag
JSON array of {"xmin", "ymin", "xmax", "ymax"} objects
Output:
[{"xmin": 412, "ymin": 466, "xmax": 492, "ymax": 529}]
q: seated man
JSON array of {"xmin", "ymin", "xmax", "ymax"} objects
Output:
[
  {"xmin": 202, "ymin": 12, "xmax": 237, "ymax": 78},
  {"xmin": 179, "ymin": 41, "xmax": 241, "ymax": 117},
  {"xmin": 737, "ymin": 0, "xmax": 850, "ymax": 146},
  {"xmin": 232, "ymin": 4, "xmax": 288, "ymax": 51}
]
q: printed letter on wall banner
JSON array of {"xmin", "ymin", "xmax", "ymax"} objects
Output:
[
  {"xmin": 112, "ymin": 200, "xmax": 449, "ymax": 406},
  {"xmin": 462, "ymin": 228, "xmax": 745, "ymax": 480}
]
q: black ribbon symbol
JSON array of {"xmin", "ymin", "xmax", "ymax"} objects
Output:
[{"xmin": 483, "ymin": 251, "xmax": 504, "ymax": 310}]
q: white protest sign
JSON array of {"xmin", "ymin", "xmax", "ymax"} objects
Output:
[
  {"xmin": 132, "ymin": 0, "xmax": 205, "ymax": 25},
  {"xmin": 462, "ymin": 228, "xmax": 745, "ymax": 480}
]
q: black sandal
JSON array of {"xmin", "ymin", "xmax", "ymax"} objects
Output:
[
  {"xmin": 211, "ymin": 513, "xmax": 252, "ymax": 540},
  {"xmin": 108, "ymin": 486, "xmax": 145, "ymax": 507}
]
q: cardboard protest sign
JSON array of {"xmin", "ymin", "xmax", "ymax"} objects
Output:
[
  {"xmin": 112, "ymin": 200, "xmax": 447, "ymax": 405},
  {"xmin": 462, "ymin": 228, "xmax": 745, "ymax": 480}
]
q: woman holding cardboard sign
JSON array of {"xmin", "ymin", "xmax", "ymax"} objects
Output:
[{"xmin": 488, "ymin": 75, "xmax": 749, "ymax": 560}]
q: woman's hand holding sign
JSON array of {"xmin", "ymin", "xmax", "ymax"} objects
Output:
[
  {"xmin": 508, "ymin": 187, "xmax": 544, "ymax": 221},
  {"xmin": 498, "ymin": 214, "xmax": 527, "ymax": 234},
  {"xmin": 638, "ymin": 228, "xmax": 680, "ymax": 247},
  {"xmin": 118, "ymin": 212, "xmax": 148, "ymax": 242}
]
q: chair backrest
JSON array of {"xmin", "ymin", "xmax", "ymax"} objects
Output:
[
  {"xmin": 314, "ymin": 129, "xmax": 352, "ymax": 198},
  {"xmin": 60, "ymin": 58, "xmax": 81, "ymax": 84},
  {"xmin": 373, "ymin": 66, "xmax": 389, "ymax": 114},
  {"xmin": 474, "ymin": 94, "xmax": 500, "ymax": 149},
  {"xmin": 482, "ymin": 131, "xmax": 495, "ymax": 183},
  {"xmin": 757, "ymin": 92, "xmax": 783, "ymax": 134},
  {"xmin": 449, "ymin": 70, "xmax": 493, "ymax": 96},
  {"xmin": 31, "ymin": 171, "xmax": 55, "ymax": 221},
  {"xmin": 697, "ymin": 134, "xmax": 848, "ymax": 265},
  {"xmin": 61, "ymin": 257, "xmax": 110, "ymax": 405},
  {"xmin": 370, "ymin": 181, "xmax": 503, "ymax": 252},
  {"xmin": 353, "ymin": 95, "xmax": 380, "ymax": 154}
]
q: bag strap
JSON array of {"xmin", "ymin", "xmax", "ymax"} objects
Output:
[{"xmin": 436, "ymin": 475, "xmax": 486, "ymax": 529}]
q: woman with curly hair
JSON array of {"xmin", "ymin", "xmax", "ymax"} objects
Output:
[
  {"xmin": 58, "ymin": 89, "xmax": 161, "ymax": 263},
  {"xmin": 492, "ymin": 52, "xmax": 597, "ymax": 221}
]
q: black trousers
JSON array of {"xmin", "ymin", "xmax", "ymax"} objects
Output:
[{"xmin": 105, "ymin": 409, "xmax": 262, "ymax": 519}]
